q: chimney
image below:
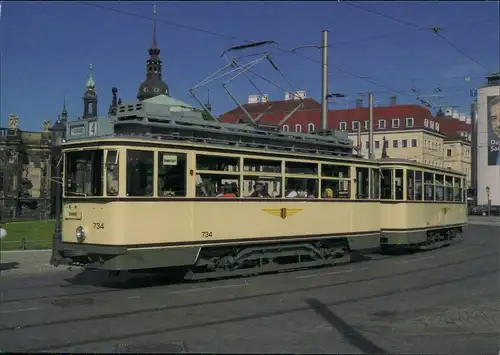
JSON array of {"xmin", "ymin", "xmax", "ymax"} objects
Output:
[
  {"xmin": 355, "ymin": 98, "xmax": 363, "ymax": 108},
  {"xmin": 389, "ymin": 96, "xmax": 397, "ymax": 106}
]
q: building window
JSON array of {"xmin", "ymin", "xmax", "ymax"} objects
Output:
[
  {"xmin": 339, "ymin": 121, "xmax": 347, "ymax": 130},
  {"xmin": 365, "ymin": 120, "xmax": 369, "ymax": 130},
  {"xmin": 282, "ymin": 125, "xmax": 289, "ymax": 132},
  {"xmin": 393, "ymin": 140, "xmax": 398, "ymax": 148},
  {"xmin": 411, "ymin": 139, "xmax": 417, "ymax": 147},
  {"xmin": 392, "ymin": 118, "xmax": 400, "ymax": 128},
  {"xmin": 406, "ymin": 117, "xmax": 414, "ymax": 127},
  {"xmin": 384, "ymin": 139, "xmax": 389, "ymax": 148},
  {"xmin": 435, "ymin": 122, "xmax": 440, "ymax": 131},
  {"xmin": 402, "ymin": 139, "xmax": 408, "ymax": 148},
  {"xmin": 429, "ymin": 120, "xmax": 435, "ymax": 129},
  {"xmin": 375, "ymin": 141, "xmax": 380, "ymax": 149},
  {"xmin": 365, "ymin": 141, "xmax": 369, "ymax": 149},
  {"xmin": 295, "ymin": 124, "xmax": 302, "ymax": 132},
  {"xmin": 424, "ymin": 119, "xmax": 429, "ymax": 127},
  {"xmin": 352, "ymin": 121, "xmax": 360, "ymax": 130},
  {"xmin": 378, "ymin": 119, "xmax": 386, "ymax": 129},
  {"xmin": 308, "ymin": 123, "xmax": 315, "ymax": 132},
  {"xmin": 447, "ymin": 149, "xmax": 452, "ymax": 157}
]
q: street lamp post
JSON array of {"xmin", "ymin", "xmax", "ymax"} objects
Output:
[
  {"xmin": 485, "ymin": 185, "xmax": 491, "ymax": 216},
  {"xmin": 49, "ymin": 119, "xmax": 66, "ymax": 267}
]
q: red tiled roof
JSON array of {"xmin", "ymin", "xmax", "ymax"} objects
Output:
[
  {"xmin": 221, "ymin": 98, "xmax": 321, "ymax": 116},
  {"xmin": 435, "ymin": 116, "xmax": 472, "ymax": 136},
  {"xmin": 219, "ymin": 101, "xmax": 472, "ymax": 137}
]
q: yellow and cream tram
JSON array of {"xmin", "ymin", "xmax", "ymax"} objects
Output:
[{"xmin": 55, "ymin": 99, "xmax": 467, "ymax": 278}]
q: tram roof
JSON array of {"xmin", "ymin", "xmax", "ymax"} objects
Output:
[
  {"xmin": 64, "ymin": 94, "xmax": 355, "ymax": 159},
  {"xmin": 378, "ymin": 157, "xmax": 465, "ymax": 176}
]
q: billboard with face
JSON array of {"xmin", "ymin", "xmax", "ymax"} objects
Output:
[{"xmin": 487, "ymin": 95, "xmax": 500, "ymax": 165}]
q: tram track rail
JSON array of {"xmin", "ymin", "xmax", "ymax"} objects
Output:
[
  {"xmin": 0, "ymin": 249, "xmax": 496, "ymax": 333},
  {"xmin": 17, "ymin": 264, "xmax": 499, "ymax": 353},
  {"xmin": 0, "ymin": 243, "xmax": 455, "ymax": 304}
]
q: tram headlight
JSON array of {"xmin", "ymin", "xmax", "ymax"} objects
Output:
[{"xmin": 76, "ymin": 226, "xmax": 85, "ymax": 242}]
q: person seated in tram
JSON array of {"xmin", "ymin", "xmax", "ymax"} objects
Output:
[
  {"xmin": 323, "ymin": 187, "xmax": 333, "ymax": 198},
  {"xmin": 222, "ymin": 183, "xmax": 237, "ymax": 197},
  {"xmin": 216, "ymin": 185, "xmax": 226, "ymax": 197},
  {"xmin": 249, "ymin": 181, "xmax": 270, "ymax": 198}
]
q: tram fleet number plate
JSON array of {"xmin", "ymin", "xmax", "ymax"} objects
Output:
[{"xmin": 93, "ymin": 222, "xmax": 104, "ymax": 229}]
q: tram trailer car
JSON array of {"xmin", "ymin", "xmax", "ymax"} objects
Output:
[
  {"xmin": 378, "ymin": 159, "xmax": 467, "ymax": 251},
  {"xmin": 55, "ymin": 100, "xmax": 467, "ymax": 278}
]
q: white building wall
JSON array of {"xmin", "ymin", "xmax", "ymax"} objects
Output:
[{"xmin": 476, "ymin": 85, "xmax": 500, "ymax": 205}]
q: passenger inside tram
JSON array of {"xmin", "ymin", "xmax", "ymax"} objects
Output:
[{"xmin": 249, "ymin": 182, "xmax": 271, "ymax": 198}]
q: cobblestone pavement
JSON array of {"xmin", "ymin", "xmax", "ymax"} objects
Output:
[{"xmin": 0, "ymin": 224, "xmax": 498, "ymax": 354}]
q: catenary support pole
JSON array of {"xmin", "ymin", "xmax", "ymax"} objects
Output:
[
  {"xmin": 321, "ymin": 30, "xmax": 329, "ymax": 130},
  {"xmin": 368, "ymin": 92, "xmax": 375, "ymax": 159}
]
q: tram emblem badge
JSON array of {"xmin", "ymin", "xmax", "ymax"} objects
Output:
[{"xmin": 261, "ymin": 208, "xmax": 304, "ymax": 219}]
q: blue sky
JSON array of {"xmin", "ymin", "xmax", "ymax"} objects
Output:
[{"xmin": 1, "ymin": 1, "xmax": 498, "ymax": 131}]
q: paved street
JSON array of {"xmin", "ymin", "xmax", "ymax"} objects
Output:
[{"xmin": 0, "ymin": 224, "xmax": 499, "ymax": 354}]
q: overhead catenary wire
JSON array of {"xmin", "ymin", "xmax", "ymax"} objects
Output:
[
  {"xmin": 342, "ymin": 2, "xmax": 493, "ymax": 73},
  {"xmin": 78, "ymin": 1, "xmax": 492, "ymax": 108},
  {"xmin": 75, "ymin": 2, "xmax": 433, "ymax": 101}
]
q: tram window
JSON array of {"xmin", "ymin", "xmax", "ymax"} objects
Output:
[
  {"xmin": 243, "ymin": 176, "xmax": 281, "ymax": 197},
  {"xmin": 453, "ymin": 177, "xmax": 462, "ymax": 201},
  {"xmin": 157, "ymin": 152, "xmax": 186, "ymax": 197},
  {"xmin": 126, "ymin": 150, "xmax": 154, "ymax": 197},
  {"xmin": 285, "ymin": 161, "xmax": 318, "ymax": 175},
  {"xmin": 381, "ymin": 169, "xmax": 393, "ymax": 200},
  {"xmin": 106, "ymin": 150, "xmax": 119, "ymax": 196},
  {"xmin": 435, "ymin": 174, "xmax": 444, "ymax": 201},
  {"xmin": 355, "ymin": 167, "xmax": 370, "ymax": 199},
  {"xmin": 196, "ymin": 174, "xmax": 239, "ymax": 197},
  {"xmin": 243, "ymin": 158, "xmax": 281, "ymax": 173},
  {"xmin": 406, "ymin": 170, "xmax": 414, "ymax": 200},
  {"xmin": 65, "ymin": 150, "xmax": 104, "ymax": 196},
  {"xmin": 424, "ymin": 172, "xmax": 434, "ymax": 201},
  {"xmin": 395, "ymin": 169, "xmax": 404, "ymax": 200},
  {"xmin": 370, "ymin": 169, "xmax": 380, "ymax": 199},
  {"xmin": 415, "ymin": 171, "xmax": 423, "ymax": 200},
  {"xmin": 445, "ymin": 176, "xmax": 454, "ymax": 201},
  {"xmin": 196, "ymin": 155, "xmax": 240, "ymax": 172},
  {"xmin": 321, "ymin": 179, "xmax": 350, "ymax": 199},
  {"xmin": 322, "ymin": 164, "xmax": 350, "ymax": 178},
  {"xmin": 285, "ymin": 178, "xmax": 318, "ymax": 198}
]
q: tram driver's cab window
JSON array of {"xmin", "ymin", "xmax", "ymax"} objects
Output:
[
  {"xmin": 126, "ymin": 150, "xmax": 154, "ymax": 196},
  {"xmin": 158, "ymin": 152, "xmax": 187, "ymax": 197},
  {"xmin": 106, "ymin": 150, "xmax": 119, "ymax": 196},
  {"xmin": 381, "ymin": 169, "xmax": 393, "ymax": 200},
  {"xmin": 65, "ymin": 149, "xmax": 104, "ymax": 196}
]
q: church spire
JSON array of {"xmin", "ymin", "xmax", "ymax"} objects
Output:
[
  {"xmin": 137, "ymin": 2, "xmax": 169, "ymax": 101},
  {"xmin": 60, "ymin": 96, "xmax": 68, "ymax": 122},
  {"xmin": 83, "ymin": 64, "xmax": 98, "ymax": 119},
  {"xmin": 86, "ymin": 64, "xmax": 95, "ymax": 89},
  {"xmin": 148, "ymin": 2, "xmax": 160, "ymax": 59}
]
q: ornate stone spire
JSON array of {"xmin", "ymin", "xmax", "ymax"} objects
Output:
[
  {"xmin": 83, "ymin": 64, "xmax": 98, "ymax": 119},
  {"xmin": 137, "ymin": 2, "xmax": 169, "ymax": 101}
]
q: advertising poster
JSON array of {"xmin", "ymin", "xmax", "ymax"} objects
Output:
[{"xmin": 487, "ymin": 95, "xmax": 500, "ymax": 165}]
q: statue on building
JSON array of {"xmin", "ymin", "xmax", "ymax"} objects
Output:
[
  {"xmin": 381, "ymin": 136, "xmax": 389, "ymax": 158},
  {"xmin": 8, "ymin": 114, "xmax": 19, "ymax": 131}
]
